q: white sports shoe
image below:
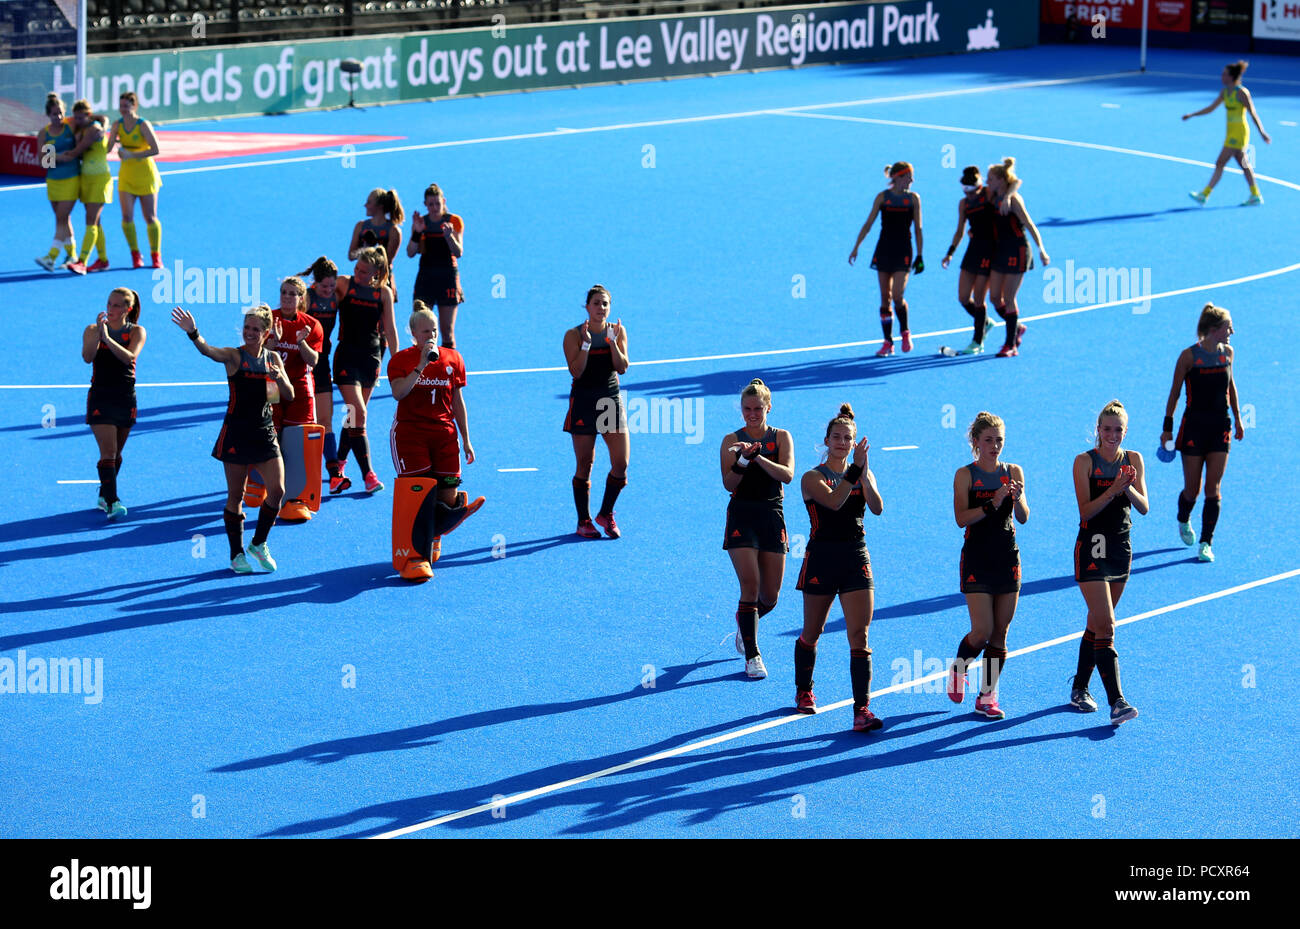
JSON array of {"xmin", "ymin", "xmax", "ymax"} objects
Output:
[{"xmin": 745, "ymin": 655, "xmax": 768, "ymax": 679}]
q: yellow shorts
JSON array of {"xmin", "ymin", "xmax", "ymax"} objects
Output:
[
  {"xmin": 118, "ymin": 157, "xmax": 162, "ymax": 196},
  {"xmin": 1225, "ymin": 123, "xmax": 1249, "ymax": 151},
  {"xmin": 79, "ymin": 172, "xmax": 113, "ymax": 205},
  {"xmin": 46, "ymin": 176, "xmax": 80, "ymax": 202}
]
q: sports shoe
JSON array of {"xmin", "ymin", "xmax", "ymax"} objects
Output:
[
  {"xmin": 151, "ymin": 252, "xmax": 163, "ymax": 269},
  {"xmin": 1070, "ymin": 685, "xmax": 1099, "ymax": 712},
  {"xmin": 874, "ymin": 340, "xmax": 894, "ymax": 357},
  {"xmin": 1110, "ymin": 697, "xmax": 1139, "ymax": 727},
  {"xmin": 1198, "ymin": 541, "xmax": 1214, "ymax": 563},
  {"xmin": 35, "ymin": 255, "xmax": 56, "ymax": 271},
  {"xmin": 106, "ymin": 500, "xmax": 127, "ymax": 521},
  {"xmin": 131, "ymin": 251, "xmax": 144, "ymax": 269},
  {"xmin": 795, "ymin": 690, "xmax": 817, "ymax": 714},
  {"xmin": 983, "ymin": 318, "xmax": 996, "ymax": 340},
  {"xmin": 1241, "ymin": 193, "xmax": 1263, "ymax": 206},
  {"xmin": 328, "ymin": 468, "xmax": 351, "ymax": 495},
  {"xmin": 66, "ymin": 260, "xmax": 87, "ymax": 275},
  {"xmin": 363, "ymin": 471, "xmax": 384, "ymax": 494},
  {"xmin": 974, "ymin": 693, "xmax": 1005, "ymax": 719},
  {"xmin": 577, "ymin": 518, "xmax": 601, "ymax": 539},
  {"xmin": 959, "ymin": 339, "xmax": 984, "ymax": 355},
  {"xmin": 1188, "ymin": 190, "xmax": 1208, "ymax": 205},
  {"xmin": 96, "ymin": 495, "xmax": 108, "ymax": 513},
  {"xmin": 230, "ymin": 553, "xmax": 253, "ymax": 574},
  {"xmin": 745, "ymin": 655, "xmax": 768, "ymax": 679},
  {"xmin": 247, "ymin": 542, "xmax": 277, "ymax": 572},
  {"xmin": 947, "ymin": 662, "xmax": 968, "ymax": 703},
  {"xmin": 900, "ymin": 330, "xmax": 913, "ymax": 352},
  {"xmin": 594, "ymin": 511, "xmax": 620, "ymax": 539},
  {"xmin": 279, "ymin": 499, "xmax": 312, "ymax": 522},
  {"xmin": 853, "ymin": 706, "xmax": 883, "ymax": 731},
  {"xmin": 1176, "ymin": 521, "xmax": 1194, "ymax": 545},
  {"xmin": 996, "ymin": 345, "xmax": 1019, "ymax": 358},
  {"xmin": 399, "ymin": 557, "xmax": 434, "ymax": 582},
  {"xmin": 1015, "ymin": 323, "xmax": 1027, "ymax": 347},
  {"xmin": 87, "ymin": 258, "xmax": 110, "ymax": 273}
]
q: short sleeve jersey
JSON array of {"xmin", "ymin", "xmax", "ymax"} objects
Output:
[{"xmin": 388, "ymin": 345, "xmax": 466, "ymax": 428}]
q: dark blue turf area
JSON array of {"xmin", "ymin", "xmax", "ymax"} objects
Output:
[{"xmin": 1, "ymin": 44, "xmax": 1297, "ymax": 838}]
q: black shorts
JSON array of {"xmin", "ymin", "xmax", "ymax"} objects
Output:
[
  {"xmin": 797, "ymin": 541, "xmax": 873, "ymax": 596},
  {"xmin": 564, "ymin": 388, "xmax": 623, "ymax": 435},
  {"xmin": 723, "ymin": 499, "xmax": 788, "ymax": 554},
  {"xmin": 992, "ymin": 239, "xmax": 1033, "ymax": 275},
  {"xmin": 960, "ymin": 547, "xmax": 1021, "ymax": 595},
  {"xmin": 333, "ymin": 347, "xmax": 381, "ymax": 388},
  {"xmin": 212, "ymin": 418, "xmax": 280, "ymax": 465},
  {"xmin": 414, "ymin": 267, "xmax": 465, "ymax": 307},
  {"xmin": 871, "ymin": 241, "xmax": 912, "ymax": 274},
  {"xmin": 1074, "ymin": 530, "xmax": 1132, "ymax": 583},
  {"xmin": 1176, "ymin": 411, "xmax": 1231, "ymax": 456},
  {"xmin": 86, "ymin": 389, "xmax": 136, "ymax": 428},
  {"xmin": 312, "ymin": 339, "xmax": 333, "ymax": 391},
  {"xmin": 960, "ymin": 241, "xmax": 995, "ymax": 276}
]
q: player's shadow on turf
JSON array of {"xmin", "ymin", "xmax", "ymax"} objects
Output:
[
  {"xmin": 1038, "ymin": 206, "xmax": 1210, "ymax": 227},
  {"xmin": 215, "ymin": 659, "xmax": 743, "ymax": 775},
  {"xmin": 8, "ymin": 401, "xmax": 227, "ymax": 439},
  {"xmin": 0, "ymin": 271, "xmax": 75, "ymax": 283},
  {"xmin": 425, "ymin": 533, "xmax": 588, "ymax": 568}
]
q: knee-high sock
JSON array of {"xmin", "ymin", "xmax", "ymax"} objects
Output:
[
  {"xmin": 880, "ymin": 308, "xmax": 893, "ymax": 342},
  {"xmin": 895, "ymin": 301, "xmax": 909, "ymax": 333},
  {"xmin": 78, "ymin": 226, "xmax": 98, "ymax": 262},
  {"xmin": 598, "ymin": 473, "xmax": 627, "ymax": 517},
  {"xmin": 94, "ymin": 223, "xmax": 108, "ymax": 260},
  {"xmin": 146, "ymin": 220, "xmax": 161, "ymax": 253},
  {"xmin": 348, "ymin": 428, "xmax": 372, "ymax": 476},
  {"xmin": 1002, "ymin": 312, "xmax": 1019, "ymax": 348},
  {"xmin": 1201, "ymin": 495, "xmax": 1221, "ymax": 543},
  {"xmin": 121, "ymin": 221, "xmax": 139, "ymax": 252},
  {"xmin": 982, "ymin": 646, "xmax": 1008, "ymax": 695},
  {"xmin": 572, "ymin": 477, "xmax": 591, "ymax": 522},
  {"xmin": 1074, "ymin": 629, "xmax": 1096, "ymax": 690},
  {"xmin": 960, "ymin": 299, "xmax": 978, "ymax": 319},
  {"xmin": 737, "ymin": 600, "xmax": 759, "ymax": 660},
  {"xmin": 850, "ymin": 648, "xmax": 872, "ymax": 709},
  {"xmin": 956, "ymin": 632, "xmax": 982, "ymax": 673},
  {"xmin": 323, "ymin": 431, "xmax": 338, "ymax": 469},
  {"xmin": 795, "ymin": 636, "xmax": 817, "ymax": 691},
  {"xmin": 336, "ymin": 428, "xmax": 354, "ymax": 467},
  {"xmin": 1093, "ymin": 636, "xmax": 1124, "ymax": 706},
  {"xmin": 1177, "ymin": 490, "xmax": 1196, "ymax": 523},
  {"xmin": 250, "ymin": 503, "xmax": 277, "ymax": 547},
  {"xmin": 991, "ymin": 301, "xmax": 1010, "ymax": 321},
  {"xmin": 223, "ymin": 510, "xmax": 244, "ymax": 559},
  {"xmin": 96, "ymin": 459, "xmax": 118, "ymax": 504}
]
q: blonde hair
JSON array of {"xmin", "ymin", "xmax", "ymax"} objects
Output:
[
  {"xmin": 1197, "ymin": 302, "xmax": 1231, "ymax": 337},
  {"xmin": 968, "ymin": 411, "xmax": 1005, "ymax": 451},
  {"xmin": 280, "ymin": 276, "xmax": 307, "ymax": 314},
  {"xmin": 369, "ymin": 187, "xmax": 405, "ymax": 226},
  {"xmin": 410, "ymin": 299, "xmax": 437, "ymax": 334},
  {"xmin": 884, "ymin": 161, "xmax": 913, "ymax": 179},
  {"xmin": 825, "ymin": 403, "xmax": 856, "ymax": 443},
  {"xmin": 110, "ymin": 287, "xmax": 142, "ymax": 325},
  {"xmin": 1096, "ymin": 399, "xmax": 1128, "ymax": 445},
  {"xmin": 740, "ymin": 377, "xmax": 771, "ymax": 408},
  {"xmin": 244, "ymin": 304, "xmax": 274, "ymax": 343},
  {"xmin": 355, "ymin": 246, "xmax": 389, "ymax": 286},
  {"xmin": 987, "ymin": 157, "xmax": 1018, "ymax": 188}
]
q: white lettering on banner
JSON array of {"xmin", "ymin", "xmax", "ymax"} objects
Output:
[
  {"xmin": 756, "ymin": 12, "xmax": 875, "ymax": 65},
  {"xmin": 405, "ymin": 39, "xmax": 484, "ymax": 96},
  {"xmin": 1062, "ymin": 2, "xmax": 1134, "ymax": 27},
  {"xmin": 659, "ymin": 20, "xmax": 750, "ymax": 71},
  {"xmin": 882, "ymin": 2, "xmax": 941, "ymax": 46}
]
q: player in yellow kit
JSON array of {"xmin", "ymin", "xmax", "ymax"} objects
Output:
[
  {"xmin": 1183, "ymin": 60, "xmax": 1271, "ymax": 206},
  {"xmin": 106, "ymin": 92, "xmax": 163, "ymax": 268}
]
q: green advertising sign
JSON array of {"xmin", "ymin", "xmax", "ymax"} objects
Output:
[{"xmin": 1, "ymin": 1, "xmax": 1034, "ymax": 126}]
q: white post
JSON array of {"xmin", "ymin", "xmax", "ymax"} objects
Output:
[
  {"xmin": 76, "ymin": 0, "xmax": 87, "ymax": 99},
  {"xmin": 1139, "ymin": 0, "xmax": 1149, "ymax": 72}
]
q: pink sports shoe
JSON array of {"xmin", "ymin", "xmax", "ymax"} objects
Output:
[
  {"xmin": 853, "ymin": 706, "xmax": 883, "ymax": 731},
  {"xmin": 975, "ymin": 693, "xmax": 1005, "ymax": 720},
  {"xmin": 875, "ymin": 340, "xmax": 895, "ymax": 357},
  {"xmin": 900, "ymin": 330, "xmax": 913, "ymax": 352}
]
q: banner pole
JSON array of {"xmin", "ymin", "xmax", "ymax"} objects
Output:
[
  {"xmin": 76, "ymin": 0, "xmax": 87, "ymax": 99},
  {"xmin": 1139, "ymin": 0, "xmax": 1149, "ymax": 72}
]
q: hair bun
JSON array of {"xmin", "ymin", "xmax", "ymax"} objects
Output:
[
  {"xmin": 1002, "ymin": 156, "xmax": 1016, "ymax": 169},
  {"xmin": 838, "ymin": 403, "xmax": 854, "ymax": 419},
  {"xmin": 749, "ymin": 378, "xmax": 766, "ymax": 387}
]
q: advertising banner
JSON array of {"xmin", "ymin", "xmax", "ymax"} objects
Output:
[{"xmin": 1254, "ymin": 0, "xmax": 1300, "ymax": 39}]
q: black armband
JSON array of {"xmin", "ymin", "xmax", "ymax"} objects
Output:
[
  {"xmin": 945, "ymin": 245, "xmax": 956, "ymax": 259},
  {"xmin": 1163, "ymin": 415, "xmax": 1174, "ymax": 433},
  {"xmin": 842, "ymin": 463, "xmax": 864, "ymax": 485},
  {"xmin": 188, "ymin": 330, "xmax": 200, "ymax": 342}
]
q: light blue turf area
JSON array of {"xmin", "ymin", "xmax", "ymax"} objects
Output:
[{"xmin": 1, "ymin": 44, "xmax": 1297, "ymax": 838}]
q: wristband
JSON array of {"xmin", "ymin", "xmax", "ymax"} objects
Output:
[
  {"xmin": 730, "ymin": 461, "xmax": 749, "ymax": 475},
  {"xmin": 581, "ymin": 341, "xmax": 591, "ymax": 352},
  {"xmin": 982, "ymin": 501, "xmax": 996, "ymax": 515},
  {"xmin": 188, "ymin": 330, "xmax": 200, "ymax": 341},
  {"xmin": 842, "ymin": 463, "xmax": 864, "ymax": 485},
  {"xmin": 945, "ymin": 245, "xmax": 956, "ymax": 259},
  {"xmin": 1162, "ymin": 416, "xmax": 1173, "ymax": 433}
]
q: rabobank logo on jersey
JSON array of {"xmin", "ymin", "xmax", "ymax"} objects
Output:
[{"xmin": 416, "ymin": 374, "xmax": 452, "ymax": 388}]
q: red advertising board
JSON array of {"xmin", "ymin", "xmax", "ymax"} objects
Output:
[
  {"xmin": 0, "ymin": 134, "xmax": 43, "ymax": 177},
  {"xmin": 1042, "ymin": 0, "xmax": 1191, "ymax": 30}
]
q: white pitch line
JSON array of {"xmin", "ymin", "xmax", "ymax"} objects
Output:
[
  {"xmin": 1101, "ymin": 103, "xmax": 1120, "ymax": 108},
  {"xmin": 0, "ymin": 71, "xmax": 1138, "ymax": 193},
  {"xmin": 881, "ymin": 445, "xmax": 919, "ymax": 451},
  {"xmin": 372, "ymin": 567, "xmax": 1300, "ymax": 838},
  {"xmin": 497, "ymin": 467, "xmax": 539, "ymax": 472},
  {"xmin": 1281, "ymin": 121, "xmax": 1298, "ymax": 128},
  {"xmin": 1141, "ymin": 70, "xmax": 1300, "ymax": 87},
  {"xmin": 56, "ymin": 480, "xmax": 99, "ymax": 485}
]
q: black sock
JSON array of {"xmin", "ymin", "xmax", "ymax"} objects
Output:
[
  {"xmin": 983, "ymin": 646, "xmax": 1007, "ymax": 695},
  {"xmin": 1002, "ymin": 312, "xmax": 1019, "ymax": 348},
  {"xmin": 1074, "ymin": 629, "xmax": 1096, "ymax": 690},
  {"xmin": 850, "ymin": 648, "xmax": 872, "ymax": 710},
  {"xmin": 880, "ymin": 310, "xmax": 893, "ymax": 342},
  {"xmin": 336, "ymin": 428, "xmax": 353, "ymax": 467},
  {"xmin": 97, "ymin": 459, "xmax": 118, "ymax": 504},
  {"xmin": 1177, "ymin": 490, "xmax": 1195, "ymax": 523},
  {"xmin": 795, "ymin": 636, "xmax": 817, "ymax": 692},
  {"xmin": 350, "ymin": 428, "xmax": 372, "ymax": 475},
  {"xmin": 223, "ymin": 509, "xmax": 244, "ymax": 559},
  {"xmin": 737, "ymin": 600, "xmax": 759, "ymax": 660},
  {"xmin": 1201, "ymin": 495, "xmax": 1221, "ymax": 543},
  {"xmin": 1093, "ymin": 637, "xmax": 1123, "ymax": 705},
  {"xmin": 960, "ymin": 299, "xmax": 978, "ymax": 319},
  {"xmin": 895, "ymin": 301, "xmax": 909, "ymax": 332},
  {"xmin": 969, "ymin": 302, "xmax": 988, "ymax": 342},
  {"xmin": 991, "ymin": 301, "xmax": 1009, "ymax": 321},
  {"xmin": 572, "ymin": 477, "xmax": 591, "ymax": 522},
  {"xmin": 251, "ymin": 503, "xmax": 277, "ymax": 546},
  {"xmin": 598, "ymin": 473, "xmax": 626, "ymax": 517},
  {"xmin": 956, "ymin": 633, "xmax": 982, "ymax": 670},
  {"xmin": 114, "ymin": 455, "xmax": 123, "ymax": 475}
]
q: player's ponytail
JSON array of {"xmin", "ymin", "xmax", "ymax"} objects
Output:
[
  {"xmin": 740, "ymin": 377, "xmax": 772, "ymax": 409},
  {"xmin": 382, "ymin": 189, "xmax": 405, "ymax": 226},
  {"xmin": 111, "ymin": 287, "xmax": 141, "ymax": 324},
  {"xmin": 1226, "ymin": 60, "xmax": 1248, "ymax": 82},
  {"xmin": 1197, "ymin": 302, "xmax": 1230, "ymax": 337},
  {"xmin": 298, "ymin": 256, "xmax": 338, "ymax": 282},
  {"xmin": 358, "ymin": 245, "xmax": 389, "ymax": 286}
]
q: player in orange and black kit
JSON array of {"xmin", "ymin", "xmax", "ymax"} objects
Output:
[
  {"xmin": 407, "ymin": 183, "xmax": 465, "ymax": 349},
  {"xmin": 349, "ymin": 188, "xmax": 403, "ymax": 301},
  {"xmin": 940, "ymin": 166, "xmax": 1020, "ymax": 355},
  {"xmin": 300, "ymin": 257, "xmax": 342, "ymax": 483},
  {"xmin": 986, "ymin": 157, "xmax": 1049, "ymax": 358},
  {"xmin": 793, "ymin": 404, "xmax": 885, "ymax": 731},
  {"xmin": 563, "ymin": 285, "xmax": 630, "ymax": 539},
  {"xmin": 849, "ymin": 161, "xmax": 923, "ymax": 356},
  {"xmin": 947, "ymin": 412, "xmax": 1029, "ymax": 719},
  {"xmin": 1160, "ymin": 302, "xmax": 1243, "ymax": 563},
  {"xmin": 1071, "ymin": 400, "xmax": 1149, "ymax": 726},
  {"xmin": 388, "ymin": 302, "xmax": 484, "ymax": 581},
  {"xmin": 172, "ymin": 304, "xmax": 294, "ymax": 574},
  {"xmin": 82, "ymin": 287, "xmax": 146, "ymax": 520},
  {"xmin": 721, "ymin": 378, "xmax": 795, "ymax": 680},
  {"xmin": 332, "ymin": 246, "xmax": 400, "ymax": 496}
]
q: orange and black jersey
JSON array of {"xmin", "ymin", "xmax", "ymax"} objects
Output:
[
  {"xmin": 731, "ymin": 427, "xmax": 783, "ymax": 503},
  {"xmin": 804, "ymin": 463, "xmax": 866, "ymax": 544},
  {"xmin": 963, "ymin": 188, "xmax": 997, "ymax": 245},
  {"xmin": 992, "ymin": 194, "xmax": 1026, "ymax": 242},
  {"xmin": 415, "ymin": 213, "xmax": 463, "ymax": 273},
  {"xmin": 225, "ymin": 347, "xmax": 274, "ymax": 426},
  {"xmin": 1184, "ymin": 343, "xmax": 1231, "ymax": 416},
  {"xmin": 572, "ymin": 326, "xmax": 619, "ymax": 395},
  {"xmin": 1080, "ymin": 449, "xmax": 1132, "ymax": 536},
  {"xmin": 878, "ymin": 190, "xmax": 916, "ymax": 244},
  {"xmin": 962, "ymin": 462, "xmax": 1017, "ymax": 552},
  {"xmin": 337, "ymin": 278, "xmax": 384, "ymax": 355},
  {"xmin": 90, "ymin": 323, "xmax": 137, "ymax": 402},
  {"xmin": 308, "ymin": 286, "xmax": 338, "ymax": 344}
]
